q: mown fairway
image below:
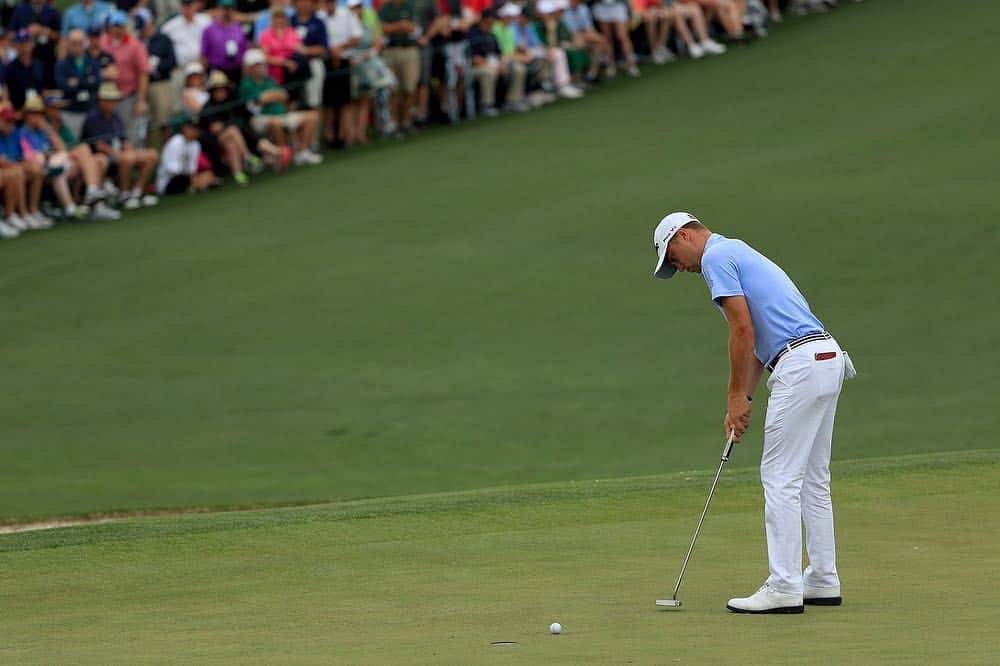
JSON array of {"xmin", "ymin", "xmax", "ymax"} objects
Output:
[
  {"xmin": 1, "ymin": 0, "xmax": 997, "ymax": 521},
  {"xmin": 3, "ymin": 451, "xmax": 1000, "ymax": 662}
]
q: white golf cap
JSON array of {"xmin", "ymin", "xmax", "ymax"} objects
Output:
[
  {"xmin": 243, "ymin": 48, "xmax": 266, "ymax": 68},
  {"xmin": 553, "ymin": 0, "xmax": 569, "ymax": 10},
  {"xmin": 536, "ymin": 0, "xmax": 556, "ymax": 13},
  {"xmin": 184, "ymin": 62, "xmax": 205, "ymax": 77},
  {"xmin": 652, "ymin": 211, "xmax": 700, "ymax": 279},
  {"xmin": 346, "ymin": 0, "xmax": 362, "ymax": 7},
  {"xmin": 497, "ymin": 2, "xmax": 521, "ymax": 16}
]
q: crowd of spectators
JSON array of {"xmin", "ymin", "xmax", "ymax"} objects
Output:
[{"xmin": 0, "ymin": 0, "xmax": 856, "ymax": 239}]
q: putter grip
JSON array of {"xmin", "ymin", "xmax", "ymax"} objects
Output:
[{"xmin": 721, "ymin": 432, "xmax": 736, "ymax": 461}]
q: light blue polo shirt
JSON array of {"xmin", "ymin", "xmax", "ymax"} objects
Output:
[{"xmin": 701, "ymin": 234, "xmax": 824, "ymax": 366}]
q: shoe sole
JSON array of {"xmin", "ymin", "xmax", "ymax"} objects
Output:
[
  {"xmin": 804, "ymin": 597, "xmax": 842, "ymax": 606},
  {"xmin": 726, "ymin": 604, "xmax": 804, "ymax": 614}
]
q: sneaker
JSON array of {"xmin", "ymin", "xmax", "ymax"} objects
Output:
[
  {"xmin": 727, "ymin": 584, "xmax": 804, "ymax": 614},
  {"xmin": 83, "ymin": 187, "xmax": 103, "ymax": 205},
  {"xmin": 140, "ymin": 194, "xmax": 158, "ymax": 207},
  {"xmin": 689, "ymin": 42, "xmax": 705, "ymax": 59},
  {"xmin": 653, "ymin": 47, "xmax": 675, "ymax": 64},
  {"xmin": 124, "ymin": 196, "xmax": 141, "ymax": 210},
  {"xmin": 116, "ymin": 191, "xmax": 133, "ymax": 208},
  {"xmin": 605, "ymin": 64, "xmax": 617, "ymax": 78},
  {"xmin": 26, "ymin": 212, "xmax": 54, "ymax": 229},
  {"xmin": 557, "ymin": 85, "xmax": 584, "ymax": 99},
  {"xmin": 502, "ymin": 101, "xmax": 529, "ymax": 113},
  {"xmin": 246, "ymin": 155, "xmax": 265, "ymax": 174},
  {"xmin": 92, "ymin": 202, "xmax": 122, "ymax": 221},
  {"xmin": 701, "ymin": 39, "xmax": 727, "ymax": 55},
  {"xmin": 481, "ymin": 106, "xmax": 500, "ymax": 118},
  {"xmin": 803, "ymin": 584, "xmax": 842, "ymax": 606},
  {"xmin": 6, "ymin": 213, "xmax": 29, "ymax": 231},
  {"xmin": 627, "ymin": 64, "xmax": 641, "ymax": 77},
  {"xmin": 0, "ymin": 219, "xmax": 19, "ymax": 239},
  {"xmin": 293, "ymin": 150, "xmax": 323, "ymax": 166},
  {"xmin": 234, "ymin": 171, "xmax": 249, "ymax": 186}
]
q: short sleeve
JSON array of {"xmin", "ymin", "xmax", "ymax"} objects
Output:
[{"xmin": 701, "ymin": 249, "xmax": 743, "ymax": 303}]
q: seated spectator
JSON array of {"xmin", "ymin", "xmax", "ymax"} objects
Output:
[
  {"xmin": 591, "ymin": 0, "xmax": 639, "ymax": 76},
  {"xmin": 669, "ymin": 0, "xmax": 727, "ymax": 58},
  {"xmin": 634, "ymin": 0, "xmax": 676, "ymax": 64},
  {"xmin": 181, "ymin": 61, "xmax": 209, "ymax": 113},
  {"xmin": 101, "ymin": 10, "xmax": 151, "ymax": 146},
  {"xmin": 201, "ymin": 0, "xmax": 248, "ymax": 85},
  {"xmin": 61, "ymin": 0, "xmax": 113, "ymax": 40},
  {"xmin": 19, "ymin": 95, "xmax": 82, "ymax": 219},
  {"xmin": 4, "ymin": 29, "xmax": 47, "ymax": 110},
  {"xmin": 534, "ymin": 0, "xmax": 584, "ymax": 98},
  {"xmin": 677, "ymin": 0, "xmax": 744, "ymax": 39},
  {"xmin": 562, "ymin": 0, "xmax": 612, "ymax": 81},
  {"xmin": 492, "ymin": 3, "xmax": 532, "ymax": 110},
  {"xmin": 467, "ymin": 9, "xmax": 502, "ymax": 117},
  {"xmin": 0, "ymin": 102, "xmax": 50, "ymax": 230},
  {"xmin": 80, "ymin": 81, "xmax": 159, "ymax": 209},
  {"xmin": 55, "ymin": 29, "xmax": 102, "ymax": 139},
  {"xmin": 258, "ymin": 5, "xmax": 302, "ymax": 85},
  {"xmin": 9, "ymin": 0, "xmax": 62, "ymax": 89},
  {"xmin": 43, "ymin": 92, "xmax": 121, "ymax": 220},
  {"xmin": 156, "ymin": 116, "xmax": 217, "ymax": 195},
  {"xmin": 200, "ymin": 72, "xmax": 292, "ymax": 175},
  {"xmin": 378, "ymin": 0, "xmax": 421, "ymax": 135},
  {"xmin": 238, "ymin": 48, "xmax": 322, "ymax": 165}
]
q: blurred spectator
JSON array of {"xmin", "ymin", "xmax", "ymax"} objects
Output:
[
  {"xmin": 181, "ymin": 60, "xmax": 208, "ymax": 113},
  {"xmin": 43, "ymin": 92, "xmax": 121, "ymax": 220},
  {"xmin": 254, "ymin": 0, "xmax": 292, "ymax": 44},
  {"xmin": 201, "ymin": 0, "xmax": 248, "ymax": 84},
  {"xmin": 238, "ymin": 48, "xmax": 322, "ymax": 164},
  {"xmin": 142, "ymin": 14, "xmax": 179, "ymax": 144},
  {"xmin": 4, "ymin": 29, "xmax": 46, "ymax": 110},
  {"xmin": 200, "ymin": 69, "xmax": 283, "ymax": 177},
  {"xmin": 378, "ymin": 0, "xmax": 420, "ymax": 135},
  {"xmin": 19, "ymin": 95, "xmax": 81, "ymax": 218},
  {"xmin": 258, "ymin": 5, "xmax": 300, "ymax": 85},
  {"xmin": 8, "ymin": 0, "xmax": 61, "ymax": 88},
  {"xmin": 323, "ymin": 0, "xmax": 361, "ymax": 145},
  {"xmin": 156, "ymin": 115, "xmax": 217, "ymax": 195},
  {"xmin": 491, "ymin": 3, "xmax": 530, "ymax": 110},
  {"xmin": 534, "ymin": 0, "xmax": 583, "ymax": 98},
  {"xmin": 433, "ymin": 0, "xmax": 475, "ymax": 123},
  {"xmin": 160, "ymin": 0, "xmax": 211, "ymax": 69},
  {"xmin": 343, "ymin": 0, "xmax": 395, "ymax": 138},
  {"xmin": 86, "ymin": 25, "xmax": 117, "ymax": 80},
  {"xmin": 291, "ymin": 0, "xmax": 329, "ymax": 110},
  {"xmin": 591, "ymin": 0, "xmax": 638, "ymax": 77},
  {"xmin": 670, "ymin": 0, "xmax": 727, "ymax": 58},
  {"xmin": 467, "ymin": 9, "xmax": 501, "ymax": 117},
  {"xmin": 0, "ymin": 101, "xmax": 50, "ymax": 228},
  {"xmin": 80, "ymin": 81, "xmax": 159, "ymax": 209},
  {"xmin": 562, "ymin": 0, "xmax": 611, "ymax": 81},
  {"xmin": 678, "ymin": 0, "xmax": 744, "ymax": 39},
  {"xmin": 409, "ymin": 0, "xmax": 440, "ymax": 125},
  {"xmin": 101, "ymin": 10, "xmax": 151, "ymax": 145},
  {"xmin": 634, "ymin": 0, "xmax": 675, "ymax": 64},
  {"xmin": 61, "ymin": 0, "xmax": 113, "ymax": 42},
  {"xmin": 55, "ymin": 28, "xmax": 101, "ymax": 138}
]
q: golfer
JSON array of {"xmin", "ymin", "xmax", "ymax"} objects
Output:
[{"xmin": 652, "ymin": 211, "xmax": 854, "ymax": 614}]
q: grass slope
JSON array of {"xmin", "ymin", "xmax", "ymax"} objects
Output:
[
  {"xmin": 2, "ymin": 450, "xmax": 999, "ymax": 663},
  {"xmin": 2, "ymin": 0, "xmax": 999, "ymax": 520}
]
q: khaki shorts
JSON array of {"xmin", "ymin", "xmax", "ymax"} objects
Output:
[
  {"xmin": 146, "ymin": 79, "xmax": 176, "ymax": 128},
  {"xmin": 384, "ymin": 46, "xmax": 420, "ymax": 94},
  {"xmin": 249, "ymin": 111, "xmax": 309, "ymax": 135}
]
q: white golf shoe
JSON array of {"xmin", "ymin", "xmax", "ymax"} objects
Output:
[
  {"xmin": 803, "ymin": 583, "xmax": 842, "ymax": 606},
  {"xmin": 727, "ymin": 583, "xmax": 803, "ymax": 614}
]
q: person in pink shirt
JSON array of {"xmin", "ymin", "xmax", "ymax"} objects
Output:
[
  {"xmin": 101, "ymin": 10, "xmax": 151, "ymax": 145},
  {"xmin": 258, "ymin": 6, "xmax": 302, "ymax": 85}
]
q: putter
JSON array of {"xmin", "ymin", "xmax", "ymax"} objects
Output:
[{"xmin": 656, "ymin": 429, "xmax": 737, "ymax": 609}]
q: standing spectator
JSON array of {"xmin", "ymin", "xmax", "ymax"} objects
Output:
[
  {"xmin": 8, "ymin": 0, "xmax": 62, "ymax": 88},
  {"xmin": 434, "ymin": 0, "xmax": 476, "ymax": 123},
  {"xmin": 156, "ymin": 116, "xmax": 216, "ymax": 195},
  {"xmin": 55, "ymin": 28, "xmax": 101, "ymax": 138},
  {"xmin": 592, "ymin": 0, "xmax": 639, "ymax": 76},
  {"xmin": 239, "ymin": 48, "xmax": 322, "ymax": 164},
  {"xmin": 378, "ymin": 0, "xmax": 420, "ymax": 135},
  {"xmin": 467, "ymin": 8, "xmax": 502, "ymax": 117},
  {"xmin": 142, "ymin": 15, "xmax": 179, "ymax": 146},
  {"xmin": 254, "ymin": 0, "xmax": 292, "ymax": 44},
  {"xmin": 344, "ymin": 0, "xmax": 395, "ymax": 138},
  {"xmin": 4, "ymin": 29, "xmax": 46, "ymax": 110},
  {"xmin": 201, "ymin": 0, "xmax": 248, "ymax": 85},
  {"xmin": 86, "ymin": 25, "xmax": 116, "ymax": 80},
  {"xmin": 258, "ymin": 5, "xmax": 301, "ymax": 85},
  {"xmin": 101, "ymin": 10, "xmax": 151, "ymax": 145},
  {"xmin": 160, "ymin": 0, "xmax": 211, "ymax": 70},
  {"xmin": 80, "ymin": 81, "xmax": 159, "ymax": 209},
  {"xmin": 323, "ymin": 0, "xmax": 361, "ymax": 145},
  {"xmin": 61, "ymin": 0, "xmax": 113, "ymax": 43},
  {"xmin": 409, "ymin": 0, "xmax": 440, "ymax": 125},
  {"xmin": 562, "ymin": 0, "xmax": 611, "ymax": 81},
  {"xmin": 290, "ymin": 0, "xmax": 329, "ymax": 109}
]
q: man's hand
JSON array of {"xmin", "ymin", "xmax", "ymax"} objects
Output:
[{"xmin": 725, "ymin": 393, "xmax": 751, "ymax": 442}]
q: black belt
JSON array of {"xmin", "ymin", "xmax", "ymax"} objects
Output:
[{"xmin": 766, "ymin": 332, "xmax": 831, "ymax": 372}]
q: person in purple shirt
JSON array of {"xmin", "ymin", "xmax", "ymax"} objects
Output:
[{"xmin": 201, "ymin": 0, "xmax": 248, "ymax": 84}]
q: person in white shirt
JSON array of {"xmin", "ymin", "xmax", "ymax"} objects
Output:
[
  {"xmin": 156, "ymin": 117, "xmax": 217, "ymax": 195},
  {"xmin": 161, "ymin": 0, "xmax": 213, "ymax": 68},
  {"xmin": 324, "ymin": 0, "xmax": 363, "ymax": 145}
]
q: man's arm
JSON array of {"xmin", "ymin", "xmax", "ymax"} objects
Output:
[{"xmin": 719, "ymin": 295, "xmax": 762, "ymax": 442}]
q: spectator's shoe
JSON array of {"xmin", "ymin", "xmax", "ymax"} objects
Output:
[
  {"xmin": 294, "ymin": 150, "xmax": 324, "ymax": 166},
  {"xmin": 83, "ymin": 187, "xmax": 103, "ymax": 206},
  {"xmin": 481, "ymin": 106, "xmax": 500, "ymax": 118},
  {"xmin": 689, "ymin": 42, "xmax": 705, "ymax": 59},
  {"xmin": 63, "ymin": 205, "xmax": 86, "ymax": 221},
  {"xmin": 503, "ymin": 101, "xmax": 529, "ymax": 113},
  {"xmin": 605, "ymin": 64, "xmax": 617, "ymax": 78},
  {"xmin": 6, "ymin": 213, "xmax": 29, "ymax": 232},
  {"xmin": 92, "ymin": 202, "xmax": 122, "ymax": 221},
  {"xmin": 103, "ymin": 181, "xmax": 120, "ymax": 200},
  {"xmin": 770, "ymin": 9, "xmax": 783, "ymax": 21},
  {"xmin": 701, "ymin": 39, "xmax": 727, "ymax": 55},
  {"xmin": 627, "ymin": 65, "xmax": 641, "ymax": 77},
  {"xmin": 727, "ymin": 584, "xmax": 804, "ymax": 614},
  {"xmin": 803, "ymin": 584, "xmax": 842, "ymax": 606},
  {"xmin": 26, "ymin": 212, "xmax": 54, "ymax": 230},
  {"xmin": 652, "ymin": 47, "xmax": 675, "ymax": 64},
  {"xmin": 124, "ymin": 196, "xmax": 142, "ymax": 210},
  {"xmin": 246, "ymin": 155, "xmax": 265, "ymax": 175},
  {"xmin": 557, "ymin": 86, "xmax": 584, "ymax": 100},
  {"xmin": 234, "ymin": 172, "xmax": 249, "ymax": 187},
  {"xmin": 141, "ymin": 194, "xmax": 159, "ymax": 207},
  {"xmin": 0, "ymin": 219, "xmax": 19, "ymax": 239}
]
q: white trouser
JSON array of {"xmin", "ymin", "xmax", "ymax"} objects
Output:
[{"xmin": 762, "ymin": 336, "xmax": 845, "ymax": 595}]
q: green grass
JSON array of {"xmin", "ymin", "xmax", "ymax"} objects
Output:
[
  {"xmin": 2, "ymin": 0, "xmax": 999, "ymax": 522},
  {"xmin": 3, "ymin": 450, "xmax": 999, "ymax": 663}
]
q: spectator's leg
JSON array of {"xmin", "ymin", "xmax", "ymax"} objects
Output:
[
  {"xmin": 507, "ymin": 62, "xmax": 526, "ymax": 104},
  {"xmin": 613, "ymin": 21, "xmax": 637, "ymax": 68},
  {"xmin": 679, "ymin": 2, "xmax": 711, "ymax": 43},
  {"xmin": 598, "ymin": 22, "xmax": 616, "ymax": 70},
  {"xmin": 1, "ymin": 166, "xmax": 19, "ymax": 217},
  {"xmin": 768, "ymin": 0, "xmax": 781, "ymax": 21},
  {"xmin": 51, "ymin": 173, "xmax": 76, "ymax": 212},
  {"xmin": 117, "ymin": 149, "xmax": 136, "ymax": 192},
  {"xmin": 191, "ymin": 170, "xmax": 217, "ymax": 191},
  {"xmin": 133, "ymin": 150, "xmax": 158, "ymax": 193},
  {"xmin": 356, "ymin": 97, "xmax": 371, "ymax": 144},
  {"xmin": 298, "ymin": 111, "xmax": 320, "ymax": 151},
  {"xmin": 222, "ymin": 126, "xmax": 253, "ymax": 163},
  {"xmin": 23, "ymin": 161, "xmax": 45, "ymax": 215},
  {"xmin": 219, "ymin": 132, "xmax": 245, "ymax": 178},
  {"xmin": 12, "ymin": 166, "xmax": 29, "ymax": 217},
  {"xmin": 473, "ymin": 64, "xmax": 498, "ymax": 111},
  {"xmin": 269, "ymin": 118, "xmax": 287, "ymax": 147}
]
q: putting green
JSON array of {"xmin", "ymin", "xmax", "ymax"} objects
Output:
[{"xmin": 3, "ymin": 450, "xmax": 998, "ymax": 663}]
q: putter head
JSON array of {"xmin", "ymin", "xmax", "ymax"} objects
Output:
[{"xmin": 655, "ymin": 599, "xmax": 682, "ymax": 608}]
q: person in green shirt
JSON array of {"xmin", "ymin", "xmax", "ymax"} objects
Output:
[
  {"xmin": 239, "ymin": 48, "xmax": 323, "ymax": 166},
  {"xmin": 378, "ymin": 0, "xmax": 421, "ymax": 133},
  {"xmin": 534, "ymin": 1, "xmax": 590, "ymax": 79},
  {"xmin": 534, "ymin": 0, "xmax": 584, "ymax": 98}
]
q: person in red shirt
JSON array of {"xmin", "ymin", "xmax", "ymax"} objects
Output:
[{"xmin": 101, "ymin": 10, "xmax": 152, "ymax": 145}]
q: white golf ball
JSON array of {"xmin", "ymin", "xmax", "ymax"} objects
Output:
[{"xmin": 549, "ymin": 622, "xmax": 562, "ymax": 635}]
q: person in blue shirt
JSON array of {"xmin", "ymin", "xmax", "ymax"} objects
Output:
[
  {"xmin": 4, "ymin": 29, "xmax": 47, "ymax": 110},
  {"xmin": 652, "ymin": 211, "xmax": 853, "ymax": 615},
  {"xmin": 9, "ymin": 0, "xmax": 62, "ymax": 88},
  {"xmin": 0, "ymin": 102, "xmax": 50, "ymax": 229},
  {"xmin": 61, "ymin": 0, "xmax": 113, "ymax": 38},
  {"xmin": 290, "ymin": 0, "xmax": 329, "ymax": 108}
]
